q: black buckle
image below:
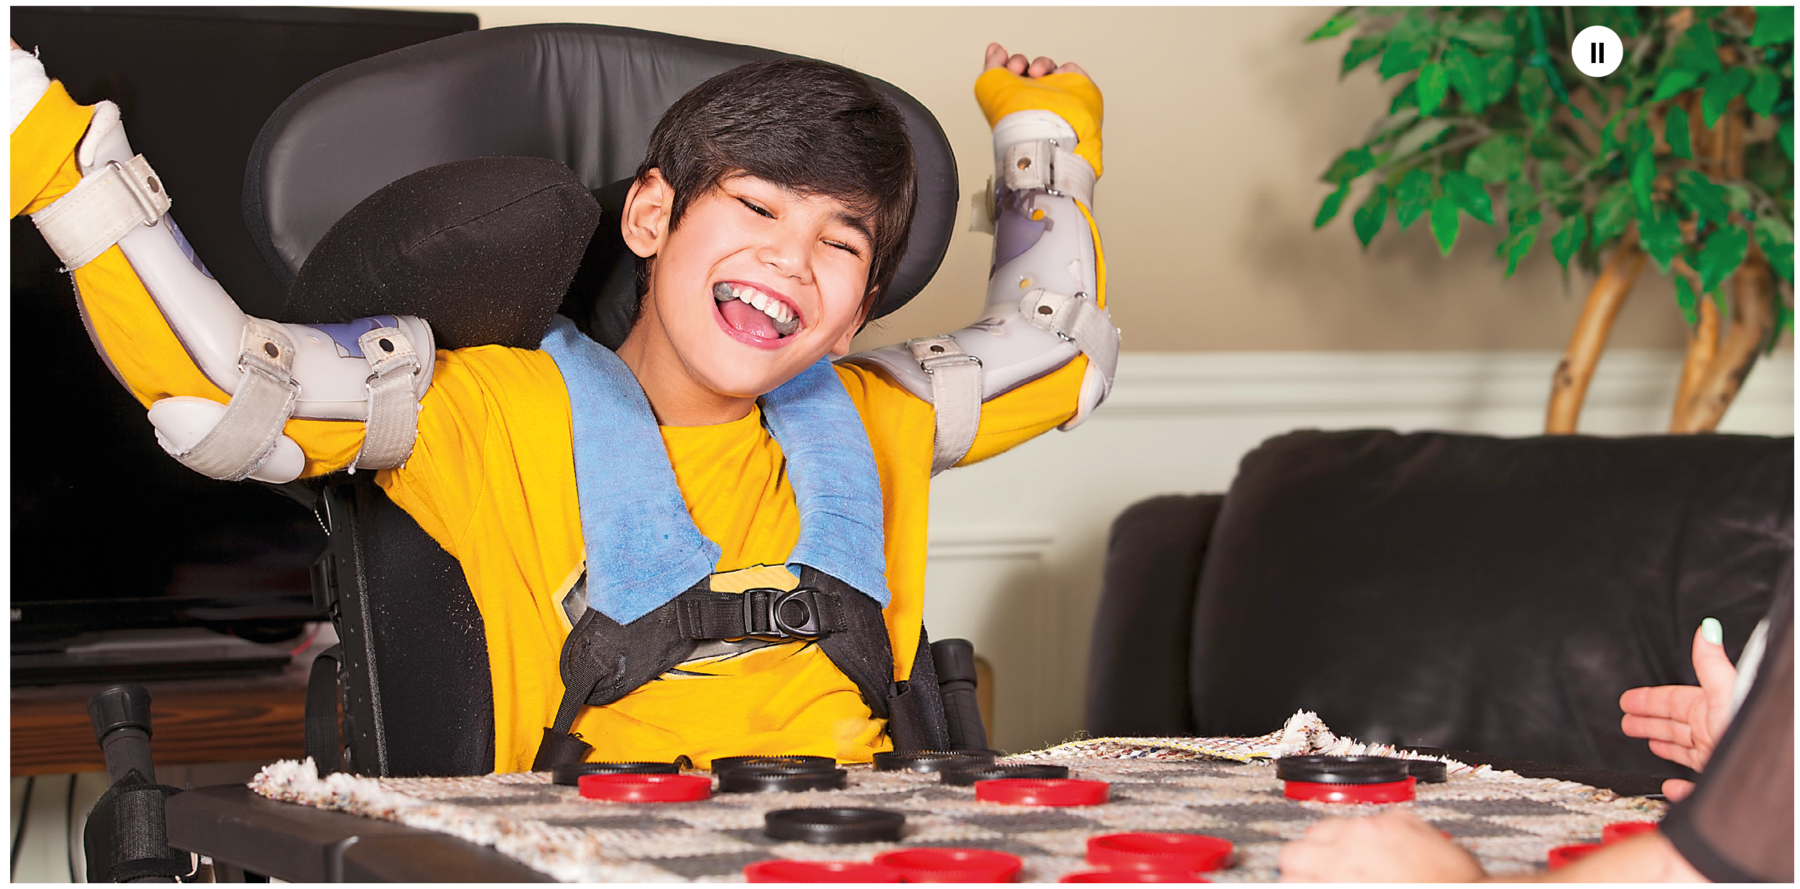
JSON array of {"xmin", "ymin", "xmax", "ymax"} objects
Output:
[{"xmin": 740, "ymin": 587, "xmax": 826, "ymax": 640}]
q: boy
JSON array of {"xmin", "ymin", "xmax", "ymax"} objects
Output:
[{"xmin": 11, "ymin": 39, "xmax": 1113, "ymax": 772}]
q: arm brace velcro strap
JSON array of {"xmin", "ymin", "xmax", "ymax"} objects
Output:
[
  {"xmin": 169, "ymin": 318, "xmax": 300, "ymax": 481},
  {"xmin": 907, "ymin": 335, "xmax": 983, "ymax": 475},
  {"xmin": 351, "ymin": 326, "xmax": 423, "ymax": 471},
  {"xmin": 1002, "ymin": 140, "xmax": 1096, "ymax": 210},
  {"xmin": 29, "ymin": 154, "xmax": 170, "ymax": 270},
  {"xmin": 1022, "ymin": 288, "xmax": 1119, "ymax": 401}
]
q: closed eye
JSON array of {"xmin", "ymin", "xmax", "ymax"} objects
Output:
[
  {"xmin": 825, "ymin": 239, "xmax": 864, "ymax": 258},
  {"xmin": 738, "ymin": 197, "xmax": 775, "ymax": 219}
]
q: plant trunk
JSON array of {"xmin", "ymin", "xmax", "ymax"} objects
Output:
[
  {"xmin": 1546, "ymin": 240, "xmax": 1646, "ymax": 433},
  {"xmin": 1671, "ymin": 290, "xmax": 1720, "ymax": 426},
  {"xmin": 1670, "ymin": 250, "xmax": 1776, "ymax": 433}
]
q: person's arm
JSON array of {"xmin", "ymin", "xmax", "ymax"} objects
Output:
[
  {"xmin": 1276, "ymin": 808, "xmax": 1708, "ymax": 883},
  {"xmin": 846, "ymin": 43, "xmax": 1116, "ymax": 473},
  {"xmin": 11, "ymin": 47, "xmax": 434, "ymax": 482}
]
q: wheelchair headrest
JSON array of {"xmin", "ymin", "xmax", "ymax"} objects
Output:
[{"xmin": 249, "ymin": 24, "xmax": 959, "ymax": 346}]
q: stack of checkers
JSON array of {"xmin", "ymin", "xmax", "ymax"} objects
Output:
[{"xmin": 249, "ymin": 745, "xmax": 1666, "ymax": 882}]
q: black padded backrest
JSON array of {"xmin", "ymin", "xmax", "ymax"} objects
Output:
[
  {"xmin": 245, "ymin": 23, "xmax": 958, "ymax": 329},
  {"xmin": 1188, "ymin": 430, "xmax": 1793, "ymax": 777}
]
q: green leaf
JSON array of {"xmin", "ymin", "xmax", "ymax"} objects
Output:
[
  {"xmin": 1343, "ymin": 37, "xmax": 1386, "ymax": 75},
  {"xmin": 1518, "ymin": 66, "xmax": 1552, "ymax": 133},
  {"xmin": 1676, "ymin": 171, "xmax": 1732, "ymax": 228},
  {"xmin": 1322, "ymin": 147, "xmax": 1376, "ymax": 184},
  {"xmin": 1695, "ymin": 226, "xmax": 1750, "ymax": 292},
  {"xmin": 1353, "ymin": 184, "xmax": 1390, "ymax": 246},
  {"xmin": 1702, "ymin": 68, "xmax": 1751, "ymax": 127},
  {"xmin": 1722, "ymin": 184, "xmax": 1753, "ymax": 213},
  {"xmin": 1484, "ymin": 55, "xmax": 1517, "ymax": 106},
  {"xmin": 1781, "ymin": 119, "xmax": 1794, "ymax": 160},
  {"xmin": 1551, "ymin": 214, "xmax": 1588, "ymax": 267},
  {"xmin": 1415, "ymin": 62, "xmax": 1450, "ymax": 116},
  {"xmin": 1441, "ymin": 170, "xmax": 1494, "ymax": 224},
  {"xmin": 1592, "ymin": 181, "xmax": 1634, "ymax": 247},
  {"xmin": 1666, "ymin": 105, "xmax": 1693, "ymax": 160},
  {"xmin": 1538, "ymin": 159, "xmax": 1571, "ymax": 197},
  {"xmin": 1750, "ymin": 6, "xmax": 1795, "ymax": 47},
  {"xmin": 1443, "ymin": 44, "xmax": 1489, "ymax": 113},
  {"xmin": 1753, "ymin": 216, "xmax": 1795, "ymax": 282},
  {"xmin": 1388, "ymin": 118, "xmax": 1453, "ymax": 160},
  {"xmin": 1389, "ymin": 81, "xmax": 1418, "ymax": 114},
  {"xmin": 1430, "ymin": 194, "xmax": 1461, "ymax": 255},
  {"xmin": 1309, "ymin": 11, "xmax": 1359, "ymax": 41},
  {"xmin": 1314, "ymin": 182, "xmax": 1352, "ymax": 228},
  {"xmin": 1748, "ymin": 68, "xmax": 1782, "ymax": 117},
  {"xmin": 1675, "ymin": 275, "xmax": 1699, "ymax": 327},
  {"xmin": 1626, "ymin": 119, "xmax": 1654, "ymax": 158},
  {"xmin": 1379, "ymin": 40, "xmax": 1431, "ymax": 80},
  {"xmin": 1395, "ymin": 169, "xmax": 1433, "ymax": 229},
  {"xmin": 1452, "ymin": 19, "xmax": 1514, "ymax": 52},
  {"xmin": 1639, "ymin": 210, "xmax": 1685, "ymax": 272},
  {"xmin": 1652, "ymin": 69, "xmax": 1702, "ymax": 103},
  {"xmin": 1673, "ymin": 26, "xmax": 1723, "ymax": 75},
  {"xmin": 1502, "ymin": 212, "xmax": 1541, "ymax": 277},
  {"xmin": 1465, "ymin": 134, "xmax": 1525, "ymax": 184},
  {"xmin": 1629, "ymin": 151, "xmax": 1657, "ymax": 212}
]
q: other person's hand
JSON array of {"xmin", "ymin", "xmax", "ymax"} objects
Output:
[
  {"xmin": 1278, "ymin": 809, "xmax": 1484, "ymax": 882},
  {"xmin": 1619, "ymin": 618, "xmax": 1736, "ymax": 801}
]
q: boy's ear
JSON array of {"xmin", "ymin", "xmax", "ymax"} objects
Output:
[{"xmin": 621, "ymin": 169, "xmax": 674, "ymax": 259}]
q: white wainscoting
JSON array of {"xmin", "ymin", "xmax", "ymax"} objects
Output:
[{"xmin": 921, "ymin": 350, "xmax": 1794, "ymax": 753}]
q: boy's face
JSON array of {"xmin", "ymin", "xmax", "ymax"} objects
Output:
[{"xmin": 620, "ymin": 170, "xmax": 875, "ymax": 420}]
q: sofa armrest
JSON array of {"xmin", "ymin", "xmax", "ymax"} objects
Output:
[{"xmin": 1086, "ymin": 493, "xmax": 1224, "ymax": 737}]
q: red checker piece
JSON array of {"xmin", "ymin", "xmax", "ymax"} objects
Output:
[
  {"xmin": 744, "ymin": 860, "xmax": 902, "ymax": 883},
  {"xmin": 1602, "ymin": 821, "xmax": 1659, "ymax": 844},
  {"xmin": 1547, "ymin": 843, "xmax": 1604, "ymax": 869},
  {"xmin": 578, "ymin": 773, "xmax": 711, "ymax": 802},
  {"xmin": 1281, "ymin": 776, "xmax": 1415, "ymax": 804},
  {"xmin": 976, "ymin": 778, "xmax": 1111, "ymax": 807},
  {"xmin": 1087, "ymin": 833, "xmax": 1233, "ymax": 874},
  {"xmin": 1062, "ymin": 870, "xmax": 1209, "ymax": 883},
  {"xmin": 875, "ymin": 848, "xmax": 1023, "ymax": 883}
]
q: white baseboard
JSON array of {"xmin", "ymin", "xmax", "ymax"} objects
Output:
[{"xmin": 923, "ymin": 350, "xmax": 1793, "ymax": 753}]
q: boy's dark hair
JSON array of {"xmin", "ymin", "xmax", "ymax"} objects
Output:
[{"xmin": 634, "ymin": 58, "xmax": 918, "ymax": 323}]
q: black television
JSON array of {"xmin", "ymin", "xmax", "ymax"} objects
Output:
[{"xmin": 10, "ymin": 7, "xmax": 479, "ymax": 680}]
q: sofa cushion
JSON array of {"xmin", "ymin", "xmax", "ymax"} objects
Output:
[{"xmin": 1187, "ymin": 429, "xmax": 1792, "ymax": 777}]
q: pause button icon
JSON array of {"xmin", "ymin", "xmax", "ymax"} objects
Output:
[{"xmin": 1573, "ymin": 25, "xmax": 1623, "ymax": 77}]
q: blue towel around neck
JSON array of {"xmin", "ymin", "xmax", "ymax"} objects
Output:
[{"xmin": 538, "ymin": 316, "xmax": 890, "ymax": 624}]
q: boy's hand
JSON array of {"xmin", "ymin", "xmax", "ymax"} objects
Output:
[
  {"xmin": 983, "ymin": 42, "xmax": 1089, "ymax": 81},
  {"xmin": 975, "ymin": 42, "xmax": 1103, "ymax": 177},
  {"xmin": 1278, "ymin": 809, "xmax": 1484, "ymax": 882},
  {"xmin": 1619, "ymin": 618, "xmax": 1737, "ymax": 800}
]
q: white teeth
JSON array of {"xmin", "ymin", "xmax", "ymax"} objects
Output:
[{"xmin": 712, "ymin": 282, "xmax": 801, "ymax": 336}]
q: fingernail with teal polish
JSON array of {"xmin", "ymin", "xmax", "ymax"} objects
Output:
[{"xmin": 1701, "ymin": 618, "xmax": 1723, "ymax": 645}]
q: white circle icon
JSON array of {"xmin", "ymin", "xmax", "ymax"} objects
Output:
[{"xmin": 1572, "ymin": 26, "xmax": 1623, "ymax": 78}]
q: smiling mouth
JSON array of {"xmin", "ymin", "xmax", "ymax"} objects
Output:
[{"xmin": 713, "ymin": 282, "xmax": 801, "ymax": 338}]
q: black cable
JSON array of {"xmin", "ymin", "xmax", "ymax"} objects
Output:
[
  {"xmin": 65, "ymin": 774, "xmax": 77, "ymax": 882},
  {"xmin": 10, "ymin": 775, "xmax": 34, "ymax": 878}
]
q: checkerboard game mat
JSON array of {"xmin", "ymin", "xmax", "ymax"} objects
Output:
[{"xmin": 248, "ymin": 711, "xmax": 1666, "ymax": 882}]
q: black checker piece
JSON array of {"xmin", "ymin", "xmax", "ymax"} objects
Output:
[
  {"xmin": 650, "ymin": 850, "xmax": 775, "ymax": 879},
  {"xmin": 954, "ymin": 810, "xmax": 1100, "ymax": 832},
  {"xmin": 1430, "ymin": 799, "xmax": 1575, "ymax": 817}
]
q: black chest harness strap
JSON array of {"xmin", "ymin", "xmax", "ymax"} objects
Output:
[{"xmin": 532, "ymin": 566, "xmax": 950, "ymax": 770}]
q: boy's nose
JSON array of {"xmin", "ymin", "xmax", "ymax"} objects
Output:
[{"xmin": 757, "ymin": 232, "xmax": 812, "ymax": 284}]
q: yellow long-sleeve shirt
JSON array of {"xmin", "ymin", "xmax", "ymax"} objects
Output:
[{"xmin": 14, "ymin": 76, "xmax": 1103, "ymax": 773}]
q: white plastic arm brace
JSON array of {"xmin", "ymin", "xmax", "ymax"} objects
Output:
[
  {"xmin": 20, "ymin": 56, "xmax": 433, "ymax": 484},
  {"xmin": 849, "ymin": 109, "xmax": 1118, "ymax": 475}
]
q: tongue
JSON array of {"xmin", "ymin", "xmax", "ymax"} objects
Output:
[{"xmin": 719, "ymin": 298, "xmax": 782, "ymax": 339}]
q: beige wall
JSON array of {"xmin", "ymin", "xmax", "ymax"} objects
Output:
[{"xmin": 438, "ymin": 6, "xmax": 1716, "ymax": 353}]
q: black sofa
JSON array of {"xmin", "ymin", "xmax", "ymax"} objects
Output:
[{"xmin": 1087, "ymin": 429, "xmax": 1792, "ymax": 779}]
